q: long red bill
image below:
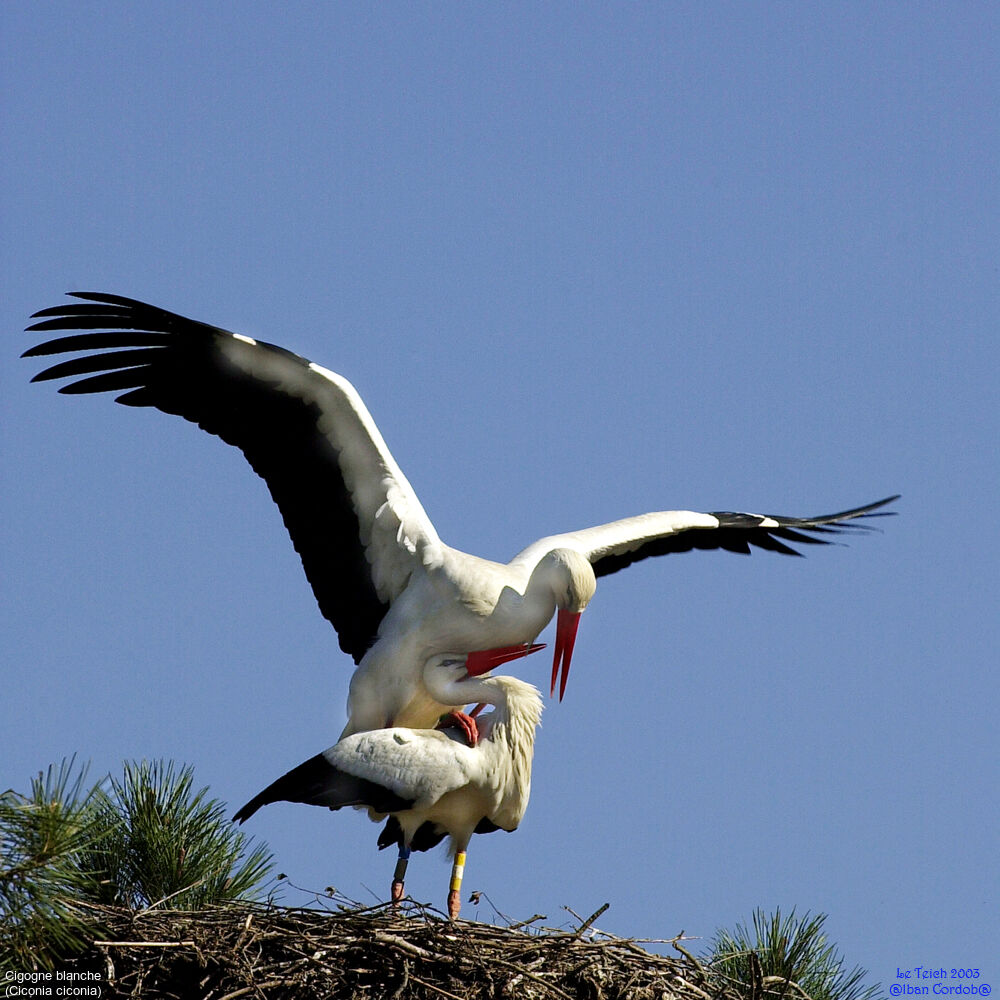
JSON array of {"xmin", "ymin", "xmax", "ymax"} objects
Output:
[
  {"xmin": 550, "ymin": 609, "xmax": 582, "ymax": 700},
  {"xmin": 465, "ymin": 642, "xmax": 546, "ymax": 677}
]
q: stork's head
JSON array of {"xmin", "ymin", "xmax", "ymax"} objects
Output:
[{"xmin": 538, "ymin": 548, "xmax": 597, "ymax": 702}]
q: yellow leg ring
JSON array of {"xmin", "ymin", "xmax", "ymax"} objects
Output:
[{"xmin": 449, "ymin": 852, "xmax": 467, "ymax": 892}]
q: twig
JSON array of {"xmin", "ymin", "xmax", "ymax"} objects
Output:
[
  {"xmin": 473, "ymin": 955, "xmax": 577, "ymax": 1000},
  {"xmin": 750, "ymin": 950, "xmax": 764, "ymax": 1000},
  {"xmin": 215, "ymin": 981, "xmax": 283, "ymax": 1000},
  {"xmin": 571, "ymin": 901, "xmax": 609, "ymax": 938},
  {"xmin": 672, "ymin": 976, "xmax": 717, "ymax": 1000},
  {"xmin": 670, "ymin": 930, "xmax": 710, "ymax": 985},
  {"xmin": 139, "ymin": 878, "xmax": 206, "ymax": 914},
  {"xmin": 92, "ymin": 939, "xmax": 195, "ymax": 948},
  {"xmin": 374, "ymin": 930, "xmax": 450, "ymax": 962},
  {"xmin": 407, "ymin": 973, "xmax": 467, "ymax": 1000},
  {"xmin": 389, "ymin": 958, "xmax": 411, "ymax": 1000},
  {"xmin": 763, "ymin": 976, "xmax": 817, "ymax": 1000}
]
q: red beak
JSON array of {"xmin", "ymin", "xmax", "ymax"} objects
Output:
[
  {"xmin": 550, "ymin": 609, "xmax": 582, "ymax": 701},
  {"xmin": 465, "ymin": 642, "xmax": 546, "ymax": 678}
]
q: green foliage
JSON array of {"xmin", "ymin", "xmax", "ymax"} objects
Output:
[
  {"xmin": 86, "ymin": 759, "xmax": 274, "ymax": 910},
  {"xmin": 0, "ymin": 758, "xmax": 110, "ymax": 969},
  {"xmin": 706, "ymin": 907, "xmax": 882, "ymax": 1000},
  {"xmin": 0, "ymin": 757, "xmax": 273, "ymax": 970}
]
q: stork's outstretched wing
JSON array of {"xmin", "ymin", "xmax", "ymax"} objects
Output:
[
  {"xmin": 512, "ymin": 496, "xmax": 898, "ymax": 577},
  {"xmin": 25, "ymin": 292, "xmax": 442, "ymax": 662}
]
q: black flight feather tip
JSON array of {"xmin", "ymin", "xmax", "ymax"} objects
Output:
[{"xmin": 590, "ymin": 494, "xmax": 899, "ymax": 578}]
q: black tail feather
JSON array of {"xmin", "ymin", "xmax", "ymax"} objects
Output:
[{"xmin": 234, "ymin": 752, "xmax": 413, "ymax": 824}]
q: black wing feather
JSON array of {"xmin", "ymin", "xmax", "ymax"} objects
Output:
[
  {"xmin": 30, "ymin": 349, "xmax": 158, "ymax": 380},
  {"xmin": 233, "ymin": 751, "xmax": 414, "ymax": 825},
  {"xmin": 56, "ymin": 368, "xmax": 155, "ymax": 395},
  {"xmin": 591, "ymin": 496, "xmax": 899, "ymax": 578},
  {"xmin": 24, "ymin": 292, "xmax": 389, "ymax": 663}
]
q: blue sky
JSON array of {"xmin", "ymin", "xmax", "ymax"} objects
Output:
[{"xmin": 3, "ymin": 2, "xmax": 997, "ymax": 985}]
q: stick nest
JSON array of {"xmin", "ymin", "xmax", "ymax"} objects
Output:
[{"xmin": 59, "ymin": 895, "xmax": 742, "ymax": 1000}]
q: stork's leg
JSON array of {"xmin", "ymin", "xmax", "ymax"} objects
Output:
[
  {"xmin": 447, "ymin": 849, "xmax": 467, "ymax": 920},
  {"xmin": 391, "ymin": 845, "xmax": 410, "ymax": 905},
  {"xmin": 438, "ymin": 710, "xmax": 479, "ymax": 747}
]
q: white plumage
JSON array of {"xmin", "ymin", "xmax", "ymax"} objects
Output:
[
  {"xmin": 234, "ymin": 654, "xmax": 543, "ymax": 918},
  {"xmin": 25, "ymin": 293, "xmax": 898, "ymax": 737}
]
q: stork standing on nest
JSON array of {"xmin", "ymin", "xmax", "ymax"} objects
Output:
[
  {"xmin": 25, "ymin": 293, "xmax": 899, "ymax": 738},
  {"xmin": 233, "ymin": 651, "xmax": 544, "ymax": 919}
]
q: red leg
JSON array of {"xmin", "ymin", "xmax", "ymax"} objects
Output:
[
  {"xmin": 391, "ymin": 847, "xmax": 410, "ymax": 907},
  {"xmin": 438, "ymin": 710, "xmax": 479, "ymax": 747},
  {"xmin": 447, "ymin": 849, "xmax": 467, "ymax": 920}
]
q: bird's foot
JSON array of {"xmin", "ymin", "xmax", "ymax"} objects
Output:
[
  {"xmin": 438, "ymin": 710, "xmax": 479, "ymax": 747},
  {"xmin": 447, "ymin": 888, "xmax": 461, "ymax": 920},
  {"xmin": 391, "ymin": 879, "xmax": 405, "ymax": 906}
]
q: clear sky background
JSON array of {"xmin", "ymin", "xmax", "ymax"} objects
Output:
[{"xmin": 3, "ymin": 3, "xmax": 997, "ymax": 987}]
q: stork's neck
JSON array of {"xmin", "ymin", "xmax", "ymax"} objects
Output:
[
  {"xmin": 423, "ymin": 665, "xmax": 542, "ymax": 825},
  {"xmin": 477, "ymin": 675, "xmax": 542, "ymax": 787},
  {"xmin": 471, "ymin": 675, "xmax": 543, "ymax": 742}
]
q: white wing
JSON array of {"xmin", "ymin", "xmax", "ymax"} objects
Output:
[
  {"xmin": 327, "ymin": 728, "xmax": 480, "ymax": 808},
  {"xmin": 232, "ymin": 726, "xmax": 485, "ymax": 825},
  {"xmin": 511, "ymin": 498, "xmax": 898, "ymax": 577}
]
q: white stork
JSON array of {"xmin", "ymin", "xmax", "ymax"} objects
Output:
[
  {"xmin": 25, "ymin": 293, "xmax": 898, "ymax": 736},
  {"xmin": 233, "ymin": 651, "xmax": 543, "ymax": 920}
]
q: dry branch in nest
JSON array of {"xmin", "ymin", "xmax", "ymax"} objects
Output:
[{"xmin": 54, "ymin": 896, "xmax": 746, "ymax": 1000}]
